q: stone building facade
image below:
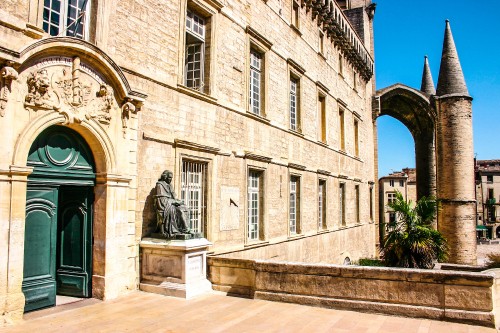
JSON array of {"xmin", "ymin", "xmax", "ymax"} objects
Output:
[
  {"xmin": 0, "ymin": 0, "xmax": 378, "ymax": 324},
  {"xmin": 378, "ymin": 167, "xmax": 416, "ymax": 239},
  {"xmin": 475, "ymin": 159, "xmax": 500, "ymax": 239}
]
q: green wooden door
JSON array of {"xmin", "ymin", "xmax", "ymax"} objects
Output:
[
  {"xmin": 23, "ymin": 186, "xmax": 58, "ymax": 312},
  {"xmin": 56, "ymin": 186, "xmax": 93, "ymax": 297},
  {"xmin": 23, "ymin": 126, "xmax": 96, "ymax": 312}
]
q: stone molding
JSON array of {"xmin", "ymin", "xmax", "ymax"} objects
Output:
[{"xmin": 174, "ymin": 139, "xmax": 220, "ymax": 155}]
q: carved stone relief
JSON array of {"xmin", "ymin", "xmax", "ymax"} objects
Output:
[
  {"xmin": 0, "ymin": 63, "xmax": 19, "ymax": 116},
  {"xmin": 121, "ymin": 97, "xmax": 136, "ymax": 135},
  {"xmin": 22, "ymin": 56, "xmax": 119, "ymax": 125}
]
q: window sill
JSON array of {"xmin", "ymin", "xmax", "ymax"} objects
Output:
[
  {"xmin": 244, "ymin": 240, "xmax": 269, "ymax": 249},
  {"xmin": 288, "ymin": 233, "xmax": 305, "ymax": 240},
  {"xmin": 317, "ymin": 229, "xmax": 329, "ymax": 235},
  {"xmin": 317, "ymin": 140, "xmax": 328, "ymax": 147},
  {"xmin": 290, "ymin": 24, "xmax": 302, "ymax": 36},
  {"xmin": 246, "ymin": 111, "xmax": 270, "ymax": 124},
  {"xmin": 177, "ymin": 84, "xmax": 218, "ymax": 105},
  {"xmin": 288, "ymin": 129, "xmax": 304, "ymax": 137},
  {"xmin": 318, "ymin": 52, "xmax": 327, "ymax": 60}
]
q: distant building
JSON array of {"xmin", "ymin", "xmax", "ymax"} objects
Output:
[
  {"xmin": 378, "ymin": 168, "xmax": 416, "ymax": 240},
  {"xmin": 475, "ymin": 160, "xmax": 500, "ymax": 238}
]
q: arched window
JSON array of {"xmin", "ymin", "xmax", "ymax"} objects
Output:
[{"xmin": 43, "ymin": 0, "xmax": 91, "ymax": 39}]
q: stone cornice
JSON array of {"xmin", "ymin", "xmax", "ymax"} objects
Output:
[
  {"xmin": 174, "ymin": 139, "xmax": 220, "ymax": 154},
  {"xmin": 301, "ymin": 0, "xmax": 374, "ymax": 81},
  {"xmin": 244, "ymin": 152, "xmax": 273, "ymax": 163},
  {"xmin": 246, "ymin": 26, "xmax": 273, "ymax": 50}
]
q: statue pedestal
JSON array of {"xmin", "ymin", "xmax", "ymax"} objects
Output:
[{"xmin": 139, "ymin": 237, "xmax": 212, "ymax": 299}]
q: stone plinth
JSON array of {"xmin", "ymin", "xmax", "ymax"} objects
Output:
[{"xmin": 140, "ymin": 237, "xmax": 212, "ymax": 299}]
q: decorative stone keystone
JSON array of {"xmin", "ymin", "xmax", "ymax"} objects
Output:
[{"xmin": 139, "ymin": 237, "xmax": 212, "ymax": 299}]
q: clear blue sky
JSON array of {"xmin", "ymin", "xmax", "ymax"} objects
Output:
[{"xmin": 374, "ymin": 0, "xmax": 500, "ymax": 177}]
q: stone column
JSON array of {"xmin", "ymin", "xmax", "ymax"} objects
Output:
[{"xmin": 0, "ymin": 166, "xmax": 33, "ymax": 325}]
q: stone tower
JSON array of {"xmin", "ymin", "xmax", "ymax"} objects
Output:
[{"xmin": 435, "ymin": 20, "xmax": 476, "ymax": 264}]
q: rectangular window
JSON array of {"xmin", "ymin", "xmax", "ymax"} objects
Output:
[
  {"xmin": 339, "ymin": 55, "xmax": 343, "ymax": 75},
  {"xmin": 337, "ymin": 0, "xmax": 349, "ymax": 9},
  {"xmin": 353, "ymin": 72, "xmax": 358, "ymax": 91},
  {"xmin": 389, "ymin": 212, "xmax": 396, "ymax": 223},
  {"xmin": 387, "ymin": 192, "xmax": 396, "ymax": 204},
  {"xmin": 291, "ymin": 1, "xmax": 300, "ymax": 28},
  {"xmin": 181, "ymin": 160, "xmax": 208, "ymax": 235},
  {"xmin": 355, "ymin": 185, "xmax": 360, "ymax": 223},
  {"xmin": 389, "ymin": 179, "xmax": 394, "ymax": 187},
  {"xmin": 248, "ymin": 170, "xmax": 263, "ymax": 241},
  {"xmin": 318, "ymin": 180, "xmax": 326, "ymax": 229},
  {"xmin": 319, "ymin": 30, "xmax": 325, "ymax": 54},
  {"xmin": 249, "ymin": 48, "xmax": 263, "ymax": 115},
  {"xmin": 318, "ymin": 95, "xmax": 326, "ymax": 142},
  {"xmin": 290, "ymin": 176, "xmax": 300, "ymax": 234},
  {"xmin": 369, "ymin": 186, "xmax": 374, "ymax": 221},
  {"xmin": 339, "ymin": 183, "xmax": 345, "ymax": 226},
  {"xmin": 489, "ymin": 188, "xmax": 494, "ymax": 200},
  {"xmin": 354, "ymin": 119, "xmax": 359, "ymax": 157},
  {"xmin": 399, "ymin": 180, "xmax": 404, "ymax": 187},
  {"xmin": 185, "ymin": 10, "xmax": 207, "ymax": 92},
  {"xmin": 487, "ymin": 175, "xmax": 494, "ymax": 183},
  {"xmin": 43, "ymin": 0, "xmax": 91, "ymax": 39},
  {"xmin": 290, "ymin": 76, "xmax": 299, "ymax": 131},
  {"xmin": 339, "ymin": 108, "xmax": 345, "ymax": 150}
]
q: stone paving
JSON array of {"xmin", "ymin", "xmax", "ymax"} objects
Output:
[{"xmin": 0, "ymin": 291, "xmax": 497, "ymax": 333}]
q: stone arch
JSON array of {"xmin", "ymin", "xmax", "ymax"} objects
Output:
[
  {"xmin": 13, "ymin": 112, "xmax": 116, "ymax": 174},
  {"xmin": 16, "ymin": 37, "xmax": 144, "ymax": 102},
  {"xmin": 374, "ymin": 84, "xmax": 436, "ymax": 200}
]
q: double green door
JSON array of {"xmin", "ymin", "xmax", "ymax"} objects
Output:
[{"xmin": 23, "ymin": 185, "xmax": 93, "ymax": 312}]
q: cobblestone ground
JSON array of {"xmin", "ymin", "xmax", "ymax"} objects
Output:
[{"xmin": 477, "ymin": 243, "xmax": 500, "ymax": 266}]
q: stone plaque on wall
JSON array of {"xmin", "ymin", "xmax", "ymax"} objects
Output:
[{"xmin": 220, "ymin": 186, "xmax": 239, "ymax": 231}]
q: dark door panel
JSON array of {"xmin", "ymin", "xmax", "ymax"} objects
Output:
[
  {"xmin": 23, "ymin": 187, "xmax": 58, "ymax": 312},
  {"xmin": 56, "ymin": 187, "xmax": 93, "ymax": 298}
]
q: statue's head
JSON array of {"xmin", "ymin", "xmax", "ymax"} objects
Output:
[{"xmin": 161, "ymin": 170, "xmax": 173, "ymax": 183}]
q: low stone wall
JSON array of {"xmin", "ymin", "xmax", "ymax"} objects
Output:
[{"xmin": 208, "ymin": 257, "xmax": 500, "ymax": 328}]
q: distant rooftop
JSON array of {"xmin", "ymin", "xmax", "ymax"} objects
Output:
[
  {"xmin": 379, "ymin": 167, "xmax": 416, "ymax": 182},
  {"xmin": 476, "ymin": 159, "xmax": 500, "ymax": 172}
]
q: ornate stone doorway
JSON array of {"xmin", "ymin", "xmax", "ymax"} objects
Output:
[{"xmin": 23, "ymin": 126, "xmax": 95, "ymax": 312}]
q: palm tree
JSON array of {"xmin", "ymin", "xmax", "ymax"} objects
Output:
[{"xmin": 381, "ymin": 191, "xmax": 448, "ymax": 269}]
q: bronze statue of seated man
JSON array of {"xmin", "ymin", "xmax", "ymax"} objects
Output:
[{"xmin": 154, "ymin": 170, "xmax": 192, "ymax": 239}]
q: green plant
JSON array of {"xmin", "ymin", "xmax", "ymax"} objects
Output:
[
  {"xmin": 357, "ymin": 258, "xmax": 385, "ymax": 267},
  {"xmin": 381, "ymin": 191, "xmax": 448, "ymax": 269}
]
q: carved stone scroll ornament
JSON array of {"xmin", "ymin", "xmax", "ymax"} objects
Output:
[{"xmin": 0, "ymin": 64, "xmax": 19, "ymax": 116}]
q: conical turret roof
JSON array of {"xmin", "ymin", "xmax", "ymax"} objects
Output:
[
  {"xmin": 436, "ymin": 20, "xmax": 469, "ymax": 97},
  {"xmin": 420, "ymin": 56, "xmax": 436, "ymax": 95}
]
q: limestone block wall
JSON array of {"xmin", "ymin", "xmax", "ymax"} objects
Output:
[
  {"xmin": 212, "ymin": 224, "xmax": 374, "ymax": 264},
  {"xmin": 208, "ymin": 257, "xmax": 500, "ymax": 328},
  {"xmin": 130, "ymin": 0, "xmax": 377, "ymax": 255}
]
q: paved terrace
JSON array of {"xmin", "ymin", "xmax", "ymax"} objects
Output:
[{"xmin": 0, "ymin": 291, "xmax": 497, "ymax": 333}]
